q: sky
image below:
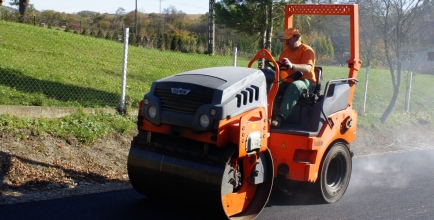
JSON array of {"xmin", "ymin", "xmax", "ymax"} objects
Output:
[{"xmin": 6, "ymin": 0, "xmax": 210, "ymax": 14}]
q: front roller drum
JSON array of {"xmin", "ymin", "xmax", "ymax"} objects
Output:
[{"xmin": 127, "ymin": 143, "xmax": 273, "ymax": 220}]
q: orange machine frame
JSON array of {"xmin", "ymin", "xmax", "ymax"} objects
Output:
[
  {"xmin": 285, "ymin": 4, "xmax": 362, "ymax": 104},
  {"xmin": 268, "ymin": 4, "xmax": 361, "ymax": 182}
]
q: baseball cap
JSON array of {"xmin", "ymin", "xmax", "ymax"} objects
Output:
[{"xmin": 281, "ymin": 28, "xmax": 300, "ymax": 40}]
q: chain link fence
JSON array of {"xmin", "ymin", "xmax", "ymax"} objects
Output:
[
  {"xmin": 0, "ymin": 7, "xmax": 347, "ymax": 113},
  {"xmin": 0, "ymin": 18, "xmax": 274, "ymax": 112}
]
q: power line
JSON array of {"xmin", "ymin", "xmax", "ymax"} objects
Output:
[{"xmin": 163, "ymin": 0, "xmax": 208, "ymax": 10}]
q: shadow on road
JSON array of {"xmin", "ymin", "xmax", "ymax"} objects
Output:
[
  {"xmin": 124, "ymin": 196, "xmax": 225, "ymax": 220},
  {"xmin": 266, "ymin": 177, "xmax": 326, "ymax": 207}
]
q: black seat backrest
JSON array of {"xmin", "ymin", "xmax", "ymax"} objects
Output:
[{"xmin": 261, "ymin": 68, "xmax": 276, "ymax": 94}]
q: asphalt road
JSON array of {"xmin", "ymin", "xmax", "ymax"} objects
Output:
[{"xmin": 1, "ymin": 149, "xmax": 434, "ymax": 220}]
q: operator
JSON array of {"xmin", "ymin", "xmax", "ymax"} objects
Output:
[{"xmin": 271, "ymin": 27, "xmax": 316, "ymax": 128}]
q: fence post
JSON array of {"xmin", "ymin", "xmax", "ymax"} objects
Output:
[
  {"xmin": 232, "ymin": 47, "xmax": 237, "ymax": 67},
  {"xmin": 118, "ymin": 27, "xmax": 129, "ymax": 115},
  {"xmin": 362, "ymin": 66, "xmax": 370, "ymax": 113},
  {"xmin": 405, "ymin": 71, "xmax": 413, "ymax": 112}
]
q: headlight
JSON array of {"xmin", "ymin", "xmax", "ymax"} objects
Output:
[
  {"xmin": 199, "ymin": 114, "xmax": 210, "ymax": 128},
  {"xmin": 210, "ymin": 108, "xmax": 217, "ymax": 116},
  {"xmin": 148, "ymin": 106, "xmax": 157, "ymax": 118}
]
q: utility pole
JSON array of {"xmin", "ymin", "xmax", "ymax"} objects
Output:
[
  {"xmin": 208, "ymin": 0, "xmax": 215, "ymax": 55},
  {"xmin": 135, "ymin": 0, "xmax": 138, "ymax": 34},
  {"xmin": 160, "ymin": 0, "xmax": 165, "ymax": 13}
]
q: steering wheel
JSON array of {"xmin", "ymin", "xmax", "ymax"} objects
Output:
[{"xmin": 264, "ymin": 60, "xmax": 289, "ymax": 71}]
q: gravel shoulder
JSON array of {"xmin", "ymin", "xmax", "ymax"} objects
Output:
[
  {"xmin": 1, "ymin": 125, "xmax": 433, "ymax": 205},
  {"xmin": 0, "ymin": 130, "xmax": 133, "ymax": 205}
]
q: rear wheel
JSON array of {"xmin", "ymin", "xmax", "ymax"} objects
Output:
[{"xmin": 317, "ymin": 142, "xmax": 352, "ymax": 203}]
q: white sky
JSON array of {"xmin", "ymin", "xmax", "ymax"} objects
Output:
[{"xmin": 6, "ymin": 0, "xmax": 209, "ymax": 14}]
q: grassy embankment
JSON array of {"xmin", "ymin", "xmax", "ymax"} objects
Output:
[{"xmin": 1, "ymin": 20, "xmax": 433, "ymax": 143}]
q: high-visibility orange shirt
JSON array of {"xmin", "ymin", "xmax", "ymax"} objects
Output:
[{"xmin": 278, "ymin": 44, "xmax": 316, "ymax": 85}]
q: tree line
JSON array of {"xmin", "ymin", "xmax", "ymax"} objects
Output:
[
  {"xmin": 1, "ymin": 3, "xmax": 276, "ymax": 57},
  {"xmin": 1, "ymin": 1, "xmax": 336, "ymax": 61}
]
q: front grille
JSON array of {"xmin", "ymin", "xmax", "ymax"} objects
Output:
[{"xmin": 154, "ymin": 87, "xmax": 213, "ymax": 114}]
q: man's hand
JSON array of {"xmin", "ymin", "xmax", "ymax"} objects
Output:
[{"xmin": 281, "ymin": 58, "xmax": 294, "ymax": 70}]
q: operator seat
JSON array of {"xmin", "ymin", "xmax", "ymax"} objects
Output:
[{"xmin": 280, "ymin": 66, "xmax": 324, "ymax": 131}]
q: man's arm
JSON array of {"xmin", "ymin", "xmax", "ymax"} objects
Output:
[{"xmin": 292, "ymin": 64, "xmax": 312, "ymax": 74}]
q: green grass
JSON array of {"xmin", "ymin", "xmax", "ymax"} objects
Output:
[
  {"xmin": 0, "ymin": 109, "xmax": 136, "ymax": 144},
  {"xmin": 1, "ymin": 20, "xmax": 434, "ymax": 134},
  {"xmin": 0, "ymin": 20, "xmax": 239, "ymax": 108},
  {"xmin": 325, "ymin": 66, "xmax": 434, "ymax": 128}
]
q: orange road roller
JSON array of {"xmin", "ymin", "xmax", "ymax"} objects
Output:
[{"xmin": 128, "ymin": 3, "xmax": 362, "ymax": 219}]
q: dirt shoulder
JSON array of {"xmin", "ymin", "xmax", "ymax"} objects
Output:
[
  {"xmin": 1, "ymin": 125, "xmax": 433, "ymax": 205},
  {"xmin": 0, "ymin": 130, "xmax": 133, "ymax": 205}
]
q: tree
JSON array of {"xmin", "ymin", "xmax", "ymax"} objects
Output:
[
  {"xmin": 163, "ymin": 33, "xmax": 170, "ymax": 50},
  {"xmin": 89, "ymin": 27, "xmax": 96, "ymax": 37},
  {"xmin": 136, "ymin": 34, "xmax": 142, "ymax": 46},
  {"xmin": 96, "ymin": 28, "xmax": 104, "ymax": 38},
  {"xmin": 362, "ymin": 0, "xmax": 431, "ymax": 123},
  {"xmin": 177, "ymin": 37, "xmax": 183, "ymax": 52},
  {"xmin": 362, "ymin": 0, "xmax": 428, "ymax": 123},
  {"xmin": 128, "ymin": 28, "xmax": 136, "ymax": 45},
  {"xmin": 162, "ymin": 5, "xmax": 188, "ymax": 31},
  {"xmin": 99, "ymin": 20, "xmax": 111, "ymax": 30},
  {"xmin": 105, "ymin": 31, "xmax": 112, "ymax": 40},
  {"xmin": 81, "ymin": 26, "xmax": 88, "ymax": 35},
  {"xmin": 171, "ymin": 35, "xmax": 177, "ymax": 51},
  {"xmin": 112, "ymin": 29, "xmax": 119, "ymax": 41},
  {"xmin": 40, "ymin": 10, "xmax": 66, "ymax": 27},
  {"xmin": 142, "ymin": 36, "xmax": 149, "ymax": 47},
  {"xmin": 326, "ymin": 37, "xmax": 334, "ymax": 58},
  {"xmin": 9, "ymin": 0, "xmax": 29, "ymax": 23},
  {"xmin": 115, "ymin": 7, "xmax": 126, "ymax": 15},
  {"xmin": 213, "ymin": 0, "xmax": 300, "ymax": 54},
  {"xmin": 214, "ymin": 0, "xmax": 271, "ymax": 51},
  {"xmin": 157, "ymin": 33, "xmax": 163, "ymax": 49},
  {"xmin": 357, "ymin": 0, "xmax": 384, "ymax": 113},
  {"xmin": 114, "ymin": 7, "xmax": 126, "ymax": 31}
]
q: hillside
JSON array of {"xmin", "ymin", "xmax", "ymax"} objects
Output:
[
  {"xmin": 0, "ymin": 5, "xmax": 17, "ymax": 13},
  {"xmin": 0, "ymin": 20, "xmax": 238, "ymax": 108},
  {"xmin": 2, "ymin": 20, "xmax": 434, "ymax": 127}
]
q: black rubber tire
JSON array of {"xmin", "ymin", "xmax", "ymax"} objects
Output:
[{"xmin": 317, "ymin": 142, "xmax": 352, "ymax": 203}]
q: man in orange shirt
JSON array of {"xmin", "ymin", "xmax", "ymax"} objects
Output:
[{"xmin": 272, "ymin": 27, "xmax": 316, "ymax": 127}]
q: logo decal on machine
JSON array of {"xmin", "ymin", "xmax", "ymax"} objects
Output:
[
  {"xmin": 171, "ymin": 88, "xmax": 191, "ymax": 95},
  {"xmin": 314, "ymin": 141, "xmax": 323, "ymax": 146}
]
